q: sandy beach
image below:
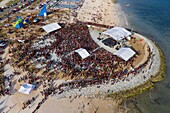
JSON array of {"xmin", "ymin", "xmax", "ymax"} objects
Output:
[
  {"xmin": 77, "ymin": 0, "xmax": 128, "ymax": 27},
  {"xmin": 38, "ymin": 97, "xmax": 125, "ymax": 113}
]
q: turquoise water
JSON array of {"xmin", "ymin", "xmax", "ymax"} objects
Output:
[{"xmin": 118, "ymin": 0, "xmax": 170, "ymax": 113}]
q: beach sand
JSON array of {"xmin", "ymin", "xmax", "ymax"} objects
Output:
[
  {"xmin": 77, "ymin": 0, "xmax": 128, "ymax": 27},
  {"xmin": 38, "ymin": 97, "xmax": 125, "ymax": 113}
]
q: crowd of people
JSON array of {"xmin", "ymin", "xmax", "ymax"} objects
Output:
[
  {"xmin": 58, "ymin": 45, "xmax": 152, "ymax": 92},
  {"xmin": 0, "ymin": 18, "xmax": 154, "ymax": 113},
  {"xmin": 8, "ymin": 22, "xmax": 152, "ymax": 94},
  {"xmin": 29, "ymin": 22, "xmax": 135, "ymax": 79}
]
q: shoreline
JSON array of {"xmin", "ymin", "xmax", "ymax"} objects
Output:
[
  {"xmin": 113, "ymin": 40, "xmax": 166, "ymax": 112},
  {"xmin": 108, "ymin": 41, "xmax": 166, "ymax": 98},
  {"xmin": 116, "ymin": 3, "xmax": 129, "ymax": 27},
  {"xmin": 77, "ymin": 0, "xmax": 128, "ymax": 27}
]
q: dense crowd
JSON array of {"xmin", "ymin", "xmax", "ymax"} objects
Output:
[
  {"xmin": 10, "ymin": 22, "xmax": 152, "ymax": 85},
  {"xmin": 6, "ymin": 22, "xmax": 153, "ymax": 95},
  {"xmin": 0, "ymin": 20, "xmax": 154, "ymax": 113},
  {"xmin": 28, "ymin": 22, "xmax": 135, "ymax": 79}
]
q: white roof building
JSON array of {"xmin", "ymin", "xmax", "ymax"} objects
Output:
[
  {"xmin": 102, "ymin": 27, "xmax": 132, "ymax": 41},
  {"xmin": 42, "ymin": 23, "xmax": 61, "ymax": 33},
  {"xmin": 114, "ymin": 47, "xmax": 135, "ymax": 61},
  {"xmin": 18, "ymin": 84, "xmax": 35, "ymax": 95},
  {"xmin": 75, "ymin": 48, "xmax": 90, "ymax": 59}
]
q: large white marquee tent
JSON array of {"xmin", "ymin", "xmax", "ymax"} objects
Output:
[
  {"xmin": 42, "ymin": 23, "xmax": 61, "ymax": 33},
  {"xmin": 102, "ymin": 27, "xmax": 132, "ymax": 41},
  {"xmin": 18, "ymin": 84, "xmax": 35, "ymax": 95},
  {"xmin": 75, "ymin": 48, "xmax": 90, "ymax": 59},
  {"xmin": 113, "ymin": 47, "xmax": 135, "ymax": 61}
]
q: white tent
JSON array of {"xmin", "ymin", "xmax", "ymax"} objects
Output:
[
  {"xmin": 102, "ymin": 27, "xmax": 132, "ymax": 41},
  {"xmin": 42, "ymin": 23, "xmax": 61, "ymax": 33},
  {"xmin": 113, "ymin": 47, "xmax": 135, "ymax": 61},
  {"xmin": 75, "ymin": 48, "xmax": 90, "ymax": 59},
  {"xmin": 18, "ymin": 84, "xmax": 35, "ymax": 95},
  {"xmin": 0, "ymin": 43, "xmax": 6, "ymax": 47}
]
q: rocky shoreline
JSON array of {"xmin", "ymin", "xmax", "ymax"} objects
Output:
[{"xmin": 108, "ymin": 35, "xmax": 165, "ymax": 99}]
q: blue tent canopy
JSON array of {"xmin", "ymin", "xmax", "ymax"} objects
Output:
[
  {"xmin": 15, "ymin": 20, "xmax": 24, "ymax": 28},
  {"xmin": 38, "ymin": 4, "xmax": 47, "ymax": 17}
]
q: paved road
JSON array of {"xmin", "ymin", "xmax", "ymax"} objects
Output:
[{"xmin": 0, "ymin": 0, "xmax": 32, "ymax": 14}]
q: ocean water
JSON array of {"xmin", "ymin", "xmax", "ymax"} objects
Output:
[{"xmin": 118, "ymin": 0, "xmax": 170, "ymax": 113}]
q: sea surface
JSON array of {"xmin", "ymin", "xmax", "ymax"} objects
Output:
[{"xmin": 118, "ymin": 0, "xmax": 170, "ymax": 113}]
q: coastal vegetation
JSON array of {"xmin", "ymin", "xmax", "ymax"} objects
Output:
[{"xmin": 107, "ymin": 81, "xmax": 154, "ymax": 99}]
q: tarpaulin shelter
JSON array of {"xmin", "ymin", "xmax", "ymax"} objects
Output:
[
  {"xmin": 42, "ymin": 23, "xmax": 61, "ymax": 33},
  {"xmin": 113, "ymin": 47, "xmax": 135, "ymax": 61},
  {"xmin": 38, "ymin": 4, "xmax": 47, "ymax": 17},
  {"xmin": 75, "ymin": 48, "xmax": 90, "ymax": 59},
  {"xmin": 14, "ymin": 21, "xmax": 24, "ymax": 28},
  {"xmin": 18, "ymin": 84, "xmax": 35, "ymax": 95},
  {"xmin": 103, "ymin": 27, "xmax": 132, "ymax": 41},
  {"xmin": 13, "ymin": 17, "xmax": 24, "ymax": 28}
]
